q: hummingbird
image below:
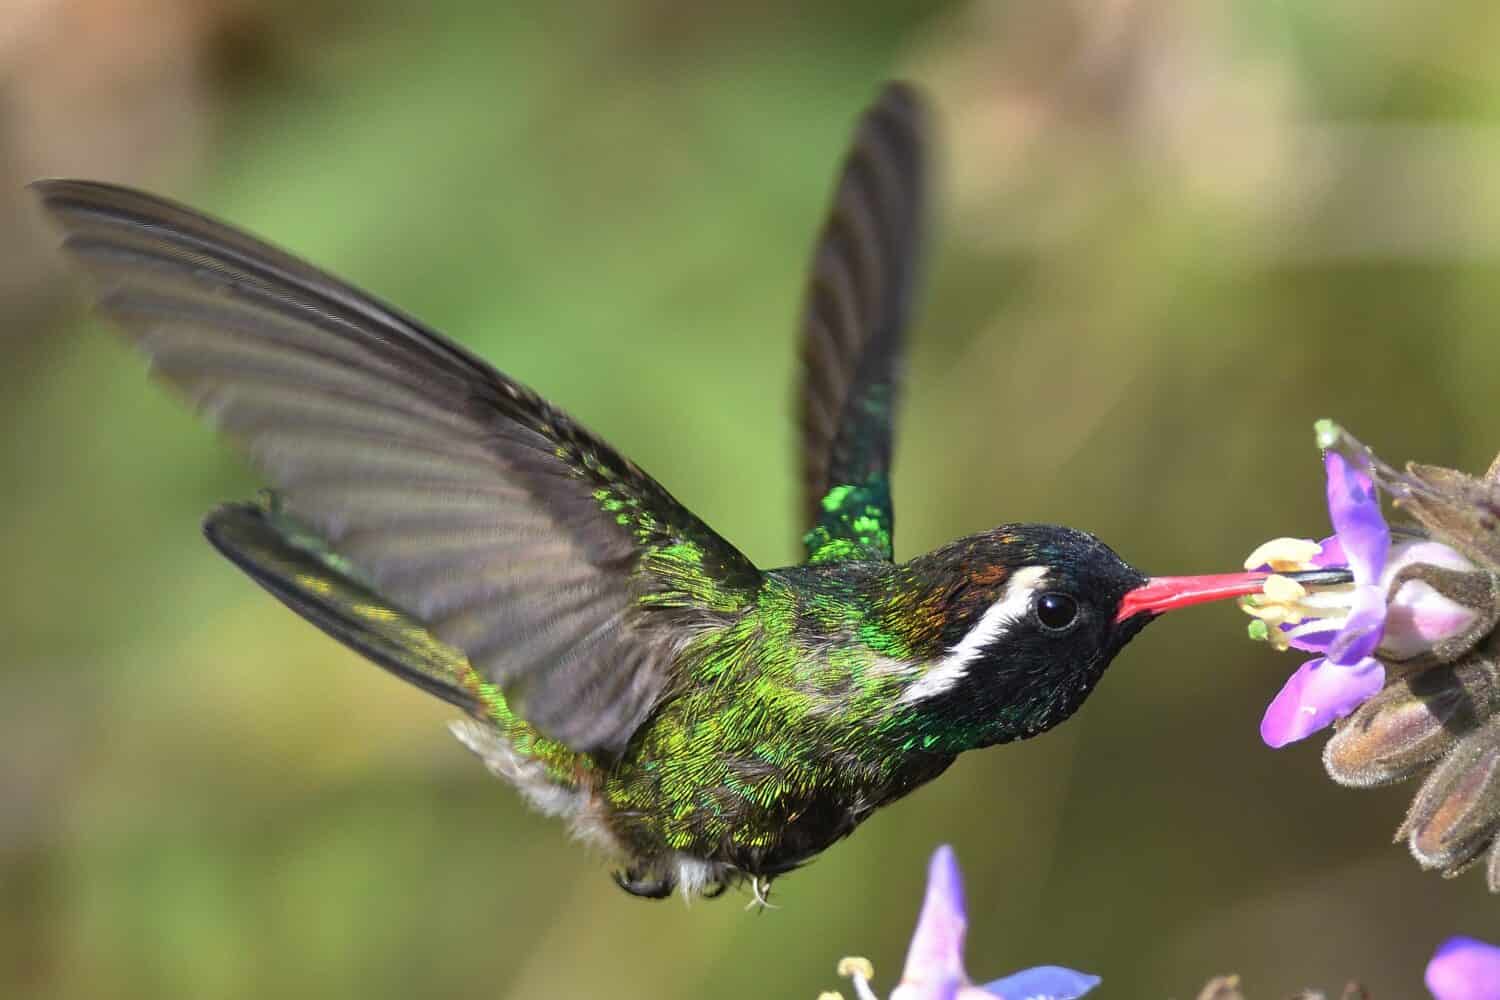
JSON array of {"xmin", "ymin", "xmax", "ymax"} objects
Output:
[{"xmin": 33, "ymin": 82, "xmax": 1341, "ymax": 903}]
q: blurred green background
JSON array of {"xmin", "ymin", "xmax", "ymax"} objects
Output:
[{"xmin": 4, "ymin": 1, "xmax": 1500, "ymax": 996}]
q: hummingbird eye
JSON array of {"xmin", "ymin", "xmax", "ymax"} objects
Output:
[{"xmin": 1034, "ymin": 592, "xmax": 1080, "ymax": 632}]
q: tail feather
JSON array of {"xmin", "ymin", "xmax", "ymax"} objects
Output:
[{"xmin": 203, "ymin": 499, "xmax": 485, "ymax": 715}]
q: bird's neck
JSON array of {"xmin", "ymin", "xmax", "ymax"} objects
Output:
[
  {"xmin": 884, "ymin": 666, "xmax": 1102, "ymax": 755},
  {"xmin": 756, "ymin": 562, "xmax": 1096, "ymax": 757}
]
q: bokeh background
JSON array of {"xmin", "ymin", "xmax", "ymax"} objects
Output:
[{"xmin": 4, "ymin": 1, "xmax": 1500, "ymax": 996}]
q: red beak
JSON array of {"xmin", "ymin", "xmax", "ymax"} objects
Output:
[
  {"xmin": 1116, "ymin": 567, "xmax": 1353, "ymax": 622},
  {"xmin": 1115, "ymin": 571, "xmax": 1276, "ymax": 622}
]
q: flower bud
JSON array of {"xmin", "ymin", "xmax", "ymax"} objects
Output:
[
  {"xmin": 1400, "ymin": 715, "xmax": 1500, "ymax": 877},
  {"xmin": 1324, "ymin": 653, "xmax": 1500, "ymax": 787}
]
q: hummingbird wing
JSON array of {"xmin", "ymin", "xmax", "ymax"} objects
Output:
[
  {"xmin": 796, "ymin": 82, "xmax": 929, "ymax": 564},
  {"xmin": 203, "ymin": 499, "xmax": 487, "ymax": 715},
  {"xmin": 36, "ymin": 179, "xmax": 762, "ymax": 753}
]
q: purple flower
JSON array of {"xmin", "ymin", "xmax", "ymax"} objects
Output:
[
  {"xmin": 893, "ymin": 846, "xmax": 1098, "ymax": 1000},
  {"xmin": 1257, "ymin": 449, "xmax": 1390, "ymax": 747},
  {"xmin": 1426, "ymin": 936, "xmax": 1500, "ymax": 1000},
  {"xmin": 1246, "ymin": 421, "xmax": 1500, "ymax": 890},
  {"xmin": 828, "ymin": 847, "xmax": 1098, "ymax": 1000},
  {"xmin": 1242, "ymin": 428, "xmax": 1481, "ymax": 747}
]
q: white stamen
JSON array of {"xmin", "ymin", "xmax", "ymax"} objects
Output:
[
  {"xmin": 837, "ymin": 958, "xmax": 880, "ymax": 1000},
  {"xmin": 1239, "ymin": 574, "xmax": 1355, "ymax": 632},
  {"xmin": 899, "ymin": 566, "xmax": 1050, "ymax": 704}
]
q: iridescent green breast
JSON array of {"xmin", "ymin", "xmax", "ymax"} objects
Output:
[{"xmin": 588, "ymin": 567, "xmax": 954, "ymax": 871}]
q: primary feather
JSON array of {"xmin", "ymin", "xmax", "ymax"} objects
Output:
[{"xmin": 35, "ymin": 178, "xmax": 760, "ymax": 753}]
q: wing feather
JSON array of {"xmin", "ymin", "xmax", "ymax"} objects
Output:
[
  {"xmin": 797, "ymin": 83, "xmax": 929, "ymax": 563},
  {"xmin": 36, "ymin": 179, "xmax": 760, "ymax": 752}
]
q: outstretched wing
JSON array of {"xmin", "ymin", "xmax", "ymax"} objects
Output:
[
  {"xmin": 36, "ymin": 180, "xmax": 761, "ymax": 753},
  {"xmin": 797, "ymin": 82, "xmax": 929, "ymax": 564}
]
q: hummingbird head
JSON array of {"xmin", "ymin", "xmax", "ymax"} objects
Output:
[{"xmin": 892, "ymin": 524, "xmax": 1286, "ymax": 749}]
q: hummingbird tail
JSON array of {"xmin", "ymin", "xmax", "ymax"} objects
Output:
[{"xmin": 202, "ymin": 500, "xmax": 486, "ymax": 716}]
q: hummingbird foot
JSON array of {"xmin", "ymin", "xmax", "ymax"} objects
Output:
[{"xmin": 744, "ymin": 875, "xmax": 778, "ymax": 911}]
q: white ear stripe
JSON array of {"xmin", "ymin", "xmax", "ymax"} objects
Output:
[{"xmin": 898, "ymin": 565, "xmax": 1050, "ymax": 704}]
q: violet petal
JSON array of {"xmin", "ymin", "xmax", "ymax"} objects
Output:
[
  {"xmin": 1328, "ymin": 585, "xmax": 1388, "ymax": 664},
  {"xmin": 978, "ymin": 965, "xmax": 1101, "ymax": 999},
  {"xmin": 1307, "ymin": 534, "xmax": 1347, "ymax": 569},
  {"xmin": 899, "ymin": 845, "xmax": 969, "ymax": 994},
  {"xmin": 1383, "ymin": 580, "xmax": 1480, "ymax": 659},
  {"xmin": 1426, "ymin": 935, "xmax": 1500, "ymax": 1000},
  {"xmin": 1324, "ymin": 450, "xmax": 1389, "ymax": 584},
  {"xmin": 1285, "ymin": 625, "xmax": 1340, "ymax": 653},
  {"xmin": 1387, "ymin": 538, "xmax": 1477, "ymax": 576},
  {"xmin": 1261, "ymin": 655, "xmax": 1387, "ymax": 748}
]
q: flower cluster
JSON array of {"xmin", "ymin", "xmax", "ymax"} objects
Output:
[
  {"xmin": 820, "ymin": 429, "xmax": 1500, "ymax": 1000},
  {"xmin": 821, "ymin": 849, "xmax": 1500, "ymax": 998},
  {"xmin": 1240, "ymin": 421, "xmax": 1500, "ymax": 889}
]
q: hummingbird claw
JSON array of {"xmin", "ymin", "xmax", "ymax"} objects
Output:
[{"xmin": 744, "ymin": 875, "xmax": 778, "ymax": 911}]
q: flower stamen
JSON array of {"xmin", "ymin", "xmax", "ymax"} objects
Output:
[
  {"xmin": 1243, "ymin": 537, "xmax": 1324, "ymax": 573},
  {"xmin": 1239, "ymin": 573, "xmax": 1356, "ymax": 639},
  {"xmin": 1262, "ymin": 574, "xmax": 1307, "ymax": 604},
  {"xmin": 836, "ymin": 957, "xmax": 878, "ymax": 1000}
]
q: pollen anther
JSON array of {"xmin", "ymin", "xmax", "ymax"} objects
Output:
[{"xmin": 1243, "ymin": 537, "xmax": 1323, "ymax": 573}]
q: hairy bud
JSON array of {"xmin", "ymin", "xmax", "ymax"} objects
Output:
[
  {"xmin": 1399, "ymin": 715, "xmax": 1500, "ymax": 877},
  {"xmin": 1324, "ymin": 651, "xmax": 1500, "ymax": 787}
]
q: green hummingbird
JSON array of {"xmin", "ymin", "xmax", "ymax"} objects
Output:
[{"xmin": 34, "ymin": 82, "xmax": 1333, "ymax": 903}]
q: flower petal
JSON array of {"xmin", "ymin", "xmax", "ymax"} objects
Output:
[
  {"xmin": 1378, "ymin": 538, "xmax": 1483, "ymax": 660},
  {"xmin": 1328, "ymin": 585, "xmax": 1387, "ymax": 664},
  {"xmin": 898, "ymin": 846, "xmax": 969, "ymax": 994},
  {"xmin": 1261, "ymin": 655, "xmax": 1386, "ymax": 748},
  {"xmin": 1383, "ymin": 579, "xmax": 1480, "ymax": 660},
  {"xmin": 1388, "ymin": 538, "xmax": 1477, "ymax": 576},
  {"xmin": 976, "ymin": 965, "xmax": 1101, "ymax": 999},
  {"xmin": 1324, "ymin": 450, "xmax": 1389, "ymax": 584},
  {"xmin": 1425, "ymin": 935, "xmax": 1500, "ymax": 1000},
  {"xmin": 1308, "ymin": 534, "xmax": 1347, "ymax": 570},
  {"xmin": 1284, "ymin": 626, "xmax": 1339, "ymax": 653}
]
